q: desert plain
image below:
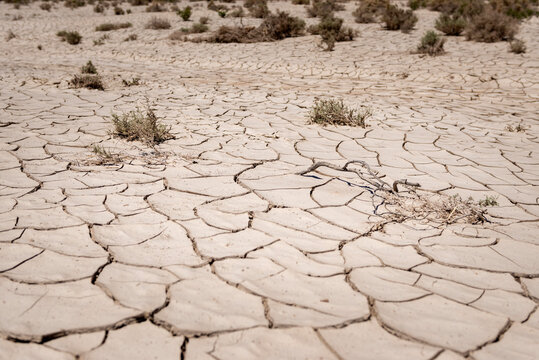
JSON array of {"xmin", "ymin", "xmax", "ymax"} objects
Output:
[{"xmin": 0, "ymin": 0, "xmax": 538, "ymax": 359}]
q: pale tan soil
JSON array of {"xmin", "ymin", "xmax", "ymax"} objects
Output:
[{"xmin": 0, "ymin": 1, "xmax": 538, "ymax": 359}]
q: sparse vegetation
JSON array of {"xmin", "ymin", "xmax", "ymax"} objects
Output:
[
  {"xmin": 81, "ymin": 60, "xmax": 98, "ymax": 74},
  {"xmin": 94, "ymin": 34, "xmax": 109, "ymax": 46},
  {"xmin": 57, "ymin": 30, "xmax": 82, "ymax": 45},
  {"xmin": 353, "ymin": 0, "xmax": 389, "ymax": 23},
  {"xmin": 122, "ymin": 77, "xmax": 141, "ymax": 86},
  {"xmin": 111, "ymin": 107, "xmax": 173, "ymax": 145},
  {"xmin": 309, "ymin": 15, "xmax": 355, "ymax": 51},
  {"xmin": 465, "ymin": 8, "xmax": 517, "ymax": 42},
  {"xmin": 382, "ymin": 4, "xmax": 418, "ymax": 32},
  {"xmin": 145, "ymin": 17, "xmax": 171, "ymax": 30},
  {"xmin": 228, "ymin": 6, "xmax": 244, "ymax": 17},
  {"xmin": 70, "ymin": 74, "xmax": 104, "ymax": 90},
  {"xmin": 435, "ymin": 13, "xmax": 466, "ymax": 35},
  {"xmin": 416, "ymin": 30, "xmax": 446, "ymax": 55},
  {"xmin": 244, "ymin": 0, "xmax": 269, "ymax": 18},
  {"xmin": 146, "ymin": 1, "xmax": 166, "ymax": 12},
  {"xmin": 124, "ymin": 34, "xmax": 138, "ymax": 41},
  {"xmin": 199, "ymin": 16, "xmax": 210, "ymax": 24},
  {"xmin": 292, "ymin": 0, "xmax": 310, "ymax": 4},
  {"xmin": 478, "ymin": 195, "xmax": 498, "ymax": 207},
  {"xmin": 94, "ymin": 3, "xmax": 104, "ymax": 12},
  {"xmin": 92, "ymin": 144, "xmax": 121, "ymax": 165},
  {"xmin": 509, "ymin": 39, "xmax": 526, "ymax": 53},
  {"xmin": 64, "ymin": 0, "xmax": 85, "ymax": 9},
  {"xmin": 306, "ymin": 0, "xmax": 344, "ymax": 18},
  {"xmin": 114, "ymin": 6, "xmax": 125, "ymax": 15},
  {"xmin": 505, "ymin": 123, "xmax": 525, "ymax": 132},
  {"xmin": 178, "ymin": 6, "xmax": 192, "ymax": 21},
  {"xmin": 6, "ymin": 30, "xmax": 16, "ymax": 41},
  {"xmin": 308, "ymin": 99, "xmax": 371, "ymax": 127},
  {"xmin": 490, "ymin": 0, "xmax": 538, "ymax": 19},
  {"xmin": 208, "ymin": 11, "xmax": 305, "ymax": 43},
  {"xmin": 96, "ymin": 22, "xmax": 133, "ymax": 31},
  {"xmin": 40, "ymin": 2, "xmax": 52, "ymax": 11}
]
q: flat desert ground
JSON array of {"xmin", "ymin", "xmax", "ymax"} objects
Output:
[{"xmin": 0, "ymin": 1, "xmax": 538, "ymax": 359}]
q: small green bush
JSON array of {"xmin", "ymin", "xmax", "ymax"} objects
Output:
[
  {"xmin": 490, "ymin": 0, "xmax": 538, "ymax": 19},
  {"xmin": 417, "ymin": 30, "xmax": 445, "ymax": 55},
  {"xmin": 435, "ymin": 13, "xmax": 466, "ymax": 35},
  {"xmin": 382, "ymin": 5, "xmax": 418, "ymax": 32},
  {"xmin": 178, "ymin": 6, "xmax": 192, "ymax": 21},
  {"xmin": 309, "ymin": 99, "xmax": 371, "ymax": 127},
  {"xmin": 309, "ymin": 16, "xmax": 355, "ymax": 51}
]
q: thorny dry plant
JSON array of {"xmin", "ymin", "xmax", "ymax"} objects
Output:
[{"xmin": 299, "ymin": 161, "xmax": 487, "ymax": 225}]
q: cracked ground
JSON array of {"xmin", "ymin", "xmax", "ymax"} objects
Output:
[{"xmin": 1, "ymin": 1, "xmax": 538, "ymax": 359}]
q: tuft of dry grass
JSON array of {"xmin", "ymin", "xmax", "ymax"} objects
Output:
[
  {"xmin": 308, "ymin": 99, "xmax": 371, "ymax": 127},
  {"xmin": 57, "ymin": 30, "xmax": 82, "ymax": 45},
  {"xmin": 111, "ymin": 107, "xmax": 173, "ymax": 145},
  {"xmin": 145, "ymin": 17, "xmax": 171, "ymax": 30},
  {"xmin": 6, "ymin": 30, "xmax": 16, "ymax": 41},
  {"xmin": 244, "ymin": 0, "xmax": 269, "ymax": 18},
  {"xmin": 91, "ymin": 144, "xmax": 122, "ymax": 165},
  {"xmin": 96, "ymin": 22, "xmax": 133, "ymax": 31},
  {"xmin": 509, "ymin": 39, "xmax": 526, "ymax": 53},
  {"xmin": 70, "ymin": 74, "xmax": 104, "ymax": 90}
]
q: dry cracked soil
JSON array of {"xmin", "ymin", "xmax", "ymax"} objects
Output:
[{"xmin": 0, "ymin": 1, "xmax": 538, "ymax": 359}]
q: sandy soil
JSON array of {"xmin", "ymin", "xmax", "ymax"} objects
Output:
[{"xmin": 0, "ymin": 1, "xmax": 538, "ymax": 359}]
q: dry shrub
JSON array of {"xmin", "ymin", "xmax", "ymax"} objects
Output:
[
  {"xmin": 145, "ymin": 17, "xmax": 172, "ymax": 29},
  {"xmin": 353, "ymin": 0, "xmax": 389, "ymax": 23},
  {"xmin": 228, "ymin": 6, "xmax": 244, "ymax": 17},
  {"xmin": 81, "ymin": 60, "xmax": 98, "ymax": 74},
  {"xmin": 408, "ymin": 0, "xmax": 428, "ymax": 10},
  {"xmin": 209, "ymin": 11, "xmax": 305, "ymax": 43},
  {"xmin": 64, "ymin": 0, "xmax": 85, "ymax": 8},
  {"xmin": 435, "ymin": 13, "xmax": 466, "ymax": 35},
  {"xmin": 40, "ymin": 2, "xmax": 52, "ymax": 11},
  {"xmin": 57, "ymin": 30, "xmax": 82, "ymax": 45},
  {"xmin": 382, "ymin": 5, "xmax": 417, "ymax": 32},
  {"xmin": 244, "ymin": 0, "xmax": 269, "ymax": 18},
  {"xmin": 70, "ymin": 75, "xmax": 104, "ymax": 90},
  {"xmin": 490, "ymin": 0, "xmax": 538, "ymax": 19},
  {"xmin": 292, "ymin": 0, "xmax": 310, "ymax": 4},
  {"xmin": 146, "ymin": 1, "xmax": 166, "ymax": 12},
  {"xmin": 112, "ymin": 107, "xmax": 173, "ymax": 145},
  {"xmin": 208, "ymin": 0, "xmax": 229, "ymax": 12},
  {"xmin": 309, "ymin": 15, "xmax": 355, "ymax": 51},
  {"xmin": 416, "ymin": 30, "xmax": 445, "ymax": 55},
  {"xmin": 306, "ymin": 0, "xmax": 344, "ymax": 18},
  {"xmin": 465, "ymin": 8, "xmax": 517, "ymax": 42},
  {"xmin": 91, "ymin": 145, "xmax": 122, "ymax": 165},
  {"xmin": 308, "ymin": 99, "xmax": 371, "ymax": 127},
  {"xmin": 509, "ymin": 39, "xmax": 526, "ymax": 53},
  {"xmin": 381, "ymin": 191, "xmax": 486, "ymax": 224},
  {"xmin": 96, "ymin": 22, "xmax": 133, "ymax": 31},
  {"xmin": 258, "ymin": 10, "xmax": 306, "ymax": 40},
  {"xmin": 428, "ymin": 0, "xmax": 484, "ymax": 17}
]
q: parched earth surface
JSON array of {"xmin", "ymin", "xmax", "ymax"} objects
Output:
[{"xmin": 1, "ymin": 1, "xmax": 538, "ymax": 359}]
